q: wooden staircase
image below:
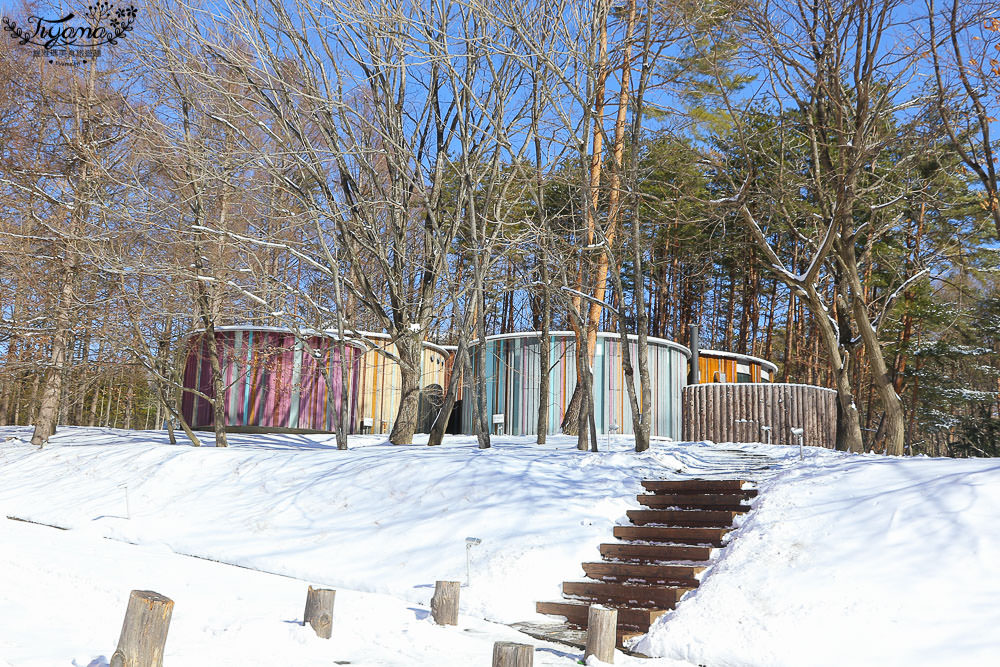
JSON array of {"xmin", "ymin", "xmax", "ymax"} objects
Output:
[{"xmin": 536, "ymin": 478, "xmax": 755, "ymax": 645}]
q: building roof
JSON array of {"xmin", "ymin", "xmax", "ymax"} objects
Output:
[
  {"xmin": 183, "ymin": 326, "xmax": 450, "ymax": 355},
  {"xmin": 470, "ymin": 331, "xmax": 691, "ymax": 358},
  {"xmin": 698, "ymin": 348, "xmax": 779, "ymax": 374}
]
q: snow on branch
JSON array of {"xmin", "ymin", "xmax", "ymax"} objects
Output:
[{"xmin": 559, "ymin": 286, "xmax": 619, "ymax": 317}]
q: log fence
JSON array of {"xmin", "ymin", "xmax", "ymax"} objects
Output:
[{"xmin": 682, "ymin": 383, "xmax": 836, "ymax": 448}]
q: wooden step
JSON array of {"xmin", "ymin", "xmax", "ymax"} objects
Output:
[
  {"xmin": 642, "ymin": 488, "xmax": 757, "ymax": 503},
  {"xmin": 637, "ymin": 494, "xmax": 751, "ymax": 512},
  {"xmin": 511, "ymin": 620, "xmax": 647, "ymax": 651},
  {"xmin": 642, "ymin": 479, "xmax": 751, "ymax": 494},
  {"xmin": 620, "ymin": 629, "xmax": 646, "ymax": 644},
  {"xmin": 600, "ymin": 543, "xmax": 713, "ymax": 563},
  {"xmin": 536, "ymin": 600, "xmax": 668, "ymax": 632},
  {"xmin": 562, "ymin": 581, "xmax": 691, "ymax": 608},
  {"xmin": 613, "ymin": 525, "xmax": 730, "ymax": 546},
  {"xmin": 582, "ymin": 561, "xmax": 705, "ymax": 586},
  {"xmin": 627, "ymin": 509, "xmax": 738, "ymax": 527},
  {"xmin": 534, "ymin": 479, "xmax": 751, "ymax": 645}
]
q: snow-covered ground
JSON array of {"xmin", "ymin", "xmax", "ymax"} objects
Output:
[
  {"xmin": 1, "ymin": 426, "xmax": 998, "ymax": 666},
  {"xmin": 636, "ymin": 453, "xmax": 1000, "ymax": 666},
  {"xmin": 0, "ymin": 516, "xmax": 584, "ymax": 667}
]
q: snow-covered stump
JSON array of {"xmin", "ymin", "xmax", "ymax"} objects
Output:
[
  {"xmin": 492, "ymin": 641, "xmax": 533, "ymax": 666},
  {"xmin": 110, "ymin": 590, "xmax": 173, "ymax": 667},
  {"xmin": 585, "ymin": 604, "xmax": 617, "ymax": 663},
  {"xmin": 431, "ymin": 580, "xmax": 460, "ymax": 625},
  {"xmin": 303, "ymin": 586, "xmax": 336, "ymax": 639}
]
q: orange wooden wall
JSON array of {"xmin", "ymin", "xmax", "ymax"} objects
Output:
[{"xmin": 695, "ymin": 356, "xmax": 768, "ymax": 383}]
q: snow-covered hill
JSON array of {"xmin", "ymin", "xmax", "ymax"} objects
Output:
[
  {"xmin": 637, "ymin": 454, "xmax": 1000, "ymax": 665},
  {"xmin": 1, "ymin": 426, "xmax": 997, "ymax": 665}
]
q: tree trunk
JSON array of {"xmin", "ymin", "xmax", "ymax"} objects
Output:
[
  {"xmin": 428, "ymin": 331, "xmax": 470, "ymax": 446},
  {"xmin": 31, "ymin": 253, "xmax": 77, "ymax": 447},
  {"xmin": 0, "ymin": 355, "xmax": 11, "ymax": 425},
  {"xmin": 843, "ymin": 245, "xmax": 905, "ymax": 456},
  {"xmin": 13, "ymin": 377, "xmax": 24, "ymax": 425},
  {"xmin": 582, "ymin": 0, "xmax": 633, "ymax": 373},
  {"xmin": 389, "ymin": 336, "xmax": 422, "ymax": 445},
  {"xmin": 564, "ymin": 0, "xmax": 610, "ymax": 437},
  {"xmin": 124, "ymin": 380, "xmax": 135, "ymax": 430},
  {"xmin": 612, "ymin": 277, "xmax": 643, "ymax": 450},
  {"xmin": 806, "ymin": 285, "xmax": 863, "ymax": 453},
  {"xmin": 628, "ymin": 0, "xmax": 652, "ymax": 452},
  {"xmin": 328, "ymin": 249, "xmax": 352, "ymax": 451},
  {"xmin": 202, "ymin": 326, "xmax": 228, "ymax": 447},
  {"xmin": 532, "ymin": 65, "xmax": 551, "ymax": 445},
  {"xmin": 561, "ymin": 383, "xmax": 584, "ymax": 436},
  {"xmin": 88, "ymin": 368, "xmax": 102, "ymax": 426},
  {"xmin": 574, "ymin": 338, "xmax": 591, "ymax": 450},
  {"xmin": 336, "ymin": 339, "xmax": 351, "ymax": 450},
  {"xmin": 763, "ymin": 276, "xmax": 778, "ymax": 361},
  {"xmin": 536, "ymin": 323, "xmax": 551, "ymax": 444},
  {"xmin": 474, "ymin": 289, "xmax": 491, "ymax": 449}
]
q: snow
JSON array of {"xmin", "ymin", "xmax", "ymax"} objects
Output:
[
  {"xmin": 637, "ymin": 449, "xmax": 1000, "ymax": 666},
  {"xmin": 0, "ymin": 428, "xmax": 693, "ymax": 626},
  {"xmin": 0, "ymin": 516, "xmax": 582, "ymax": 666},
  {"xmin": 1, "ymin": 427, "xmax": 999, "ymax": 665}
]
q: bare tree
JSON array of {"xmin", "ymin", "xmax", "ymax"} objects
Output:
[
  {"xmin": 0, "ymin": 43, "xmax": 132, "ymax": 446},
  {"xmin": 928, "ymin": 0, "xmax": 1000, "ymax": 238},
  {"xmin": 153, "ymin": 0, "xmax": 540, "ymax": 446},
  {"xmin": 709, "ymin": 0, "xmax": 934, "ymax": 454}
]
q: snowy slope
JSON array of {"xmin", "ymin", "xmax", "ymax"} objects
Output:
[
  {"xmin": 0, "ymin": 516, "xmax": 595, "ymax": 666},
  {"xmin": 637, "ymin": 452, "xmax": 1000, "ymax": 666},
  {"xmin": 2, "ymin": 426, "xmax": 999, "ymax": 666},
  {"xmin": 0, "ymin": 427, "xmax": 707, "ymax": 624}
]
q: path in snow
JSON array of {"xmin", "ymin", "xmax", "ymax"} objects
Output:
[{"xmin": 660, "ymin": 443, "xmax": 780, "ymax": 480}]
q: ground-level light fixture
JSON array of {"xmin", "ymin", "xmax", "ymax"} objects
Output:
[
  {"xmin": 607, "ymin": 423, "xmax": 620, "ymax": 449},
  {"xmin": 790, "ymin": 427, "xmax": 805, "ymax": 461},
  {"xmin": 465, "ymin": 537, "xmax": 482, "ymax": 586}
]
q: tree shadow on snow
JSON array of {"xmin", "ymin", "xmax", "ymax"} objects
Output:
[
  {"xmin": 535, "ymin": 646, "xmax": 582, "ymax": 660},
  {"xmin": 407, "ymin": 607, "xmax": 431, "ymax": 620},
  {"xmin": 72, "ymin": 657, "xmax": 108, "ymax": 667}
]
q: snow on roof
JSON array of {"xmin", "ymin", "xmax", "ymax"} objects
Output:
[
  {"xmin": 687, "ymin": 381, "xmax": 836, "ymax": 393},
  {"xmin": 698, "ymin": 349, "xmax": 779, "ymax": 373},
  {"xmin": 471, "ymin": 330, "xmax": 692, "ymax": 358},
  {"xmin": 182, "ymin": 326, "xmax": 450, "ymax": 355}
]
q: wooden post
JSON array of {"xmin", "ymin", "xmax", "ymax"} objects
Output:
[
  {"xmin": 110, "ymin": 590, "xmax": 173, "ymax": 667},
  {"xmin": 492, "ymin": 641, "xmax": 533, "ymax": 666},
  {"xmin": 430, "ymin": 580, "xmax": 460, "ymax": 625},
  {"xmin": 303, "ymin": 586, "xmax": 336, "ymax": 639},
  {"xmin": 689, "ymin": 323, "xmax": 700, "ymax": 384},
  {"xmin": 585, "ymin": 604, "xmax": 617, "ymax": 664}
]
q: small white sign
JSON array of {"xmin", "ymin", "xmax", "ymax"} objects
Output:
[
  {"xmin": 492, "ymin": 413, "xmax": 505, "ymax": 425},
  {"xmin": 361, "ymin": 417, "xmax": 374, "ymax": 427}
]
